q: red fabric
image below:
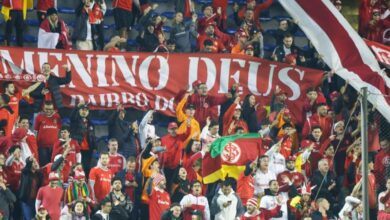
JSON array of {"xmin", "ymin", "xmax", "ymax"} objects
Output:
[
  {"xmin": 184, "ymin": 0, "xmax": 191, "ymax": 17},
  {"xmin": 277, "ymin": 170, "xmax": 305, "ymax": 192},
  {"xmin": 36, "ymin": 185, "xmax": 64, "ymax": 220},
  {"xmin": 375, "ymin": 149, "xmax": 390, "ymax": 187},
  {"xmin": 239, "ymin": 206, "xmax": 281, "ymax": 220},
  {"xmin": 197, "ymin": 14, "xmax": 221, "ymax": 35},
  {"xmin": 36, "ymin": 0, "xmax": 56, "ymax": 12},
  {"xmin": 89, "ymin": 167, "xmax": 113, "ymax": 203},
  {"xmin": 0, "ymin": 108, "xmax": 13, "ymax": 138},
  {"xmin": 359, "ymin": 0, "xmax": 385, "ymax": 36},
  {"xmin": 237, "ymin": 0, "xmax": 274, "ymax": 30},
  {"xmin": 197, "ymin": 34, "xmax": 226, "ymax": 53},
  {"xmin": 7, "ymin": 93, "xmax": 21, "ymax": 124},
  {"xmin": 149, "ymin": 189, "xmax": 171, "ymax": 220},
  {"xmin": 160, "ymin": 127, "xmax": 190, "ymax": 169},
  {"xmin": 125, "ymin": 171, "xmax": 136, "ymax": 201},
  {"xmin": 26, "ymin": 134, "xmax": 39, "ymax": 162},
  {"xmin": 8, "ymin": 0, "xmax": 23, "ymax": 10},
  {"xmin": 51, "ymin": 139, "xmax": 80, "ymax": 166},
  {"xmin": 365, "ymin": 19, "xmax": 390, "ymax": 42},
  {"xmin": 89, "ymin": 3, "xmax": 104, "ymax": 24},
  {"xmin": 5, "ymin": 161, "xmax": 23, "ymax": 191},
  {"xmin": 188, "ymin": 93, "xmax": 228, "ymax": 128},
  {"xmin": 112, "ymin": 0, "xmax": 132, "ymax": 11},
  {"xmin": 108, "ymin": 153, "xmax": 125, "ymax": 175},
  {"xmin": 222, "ymin": 103, "xmax": 249, "ymax": 136},
  {"xmin": 34, "ymin": 113, "xmax": 61, "ymax": 148},
  {"xmin": 183, "ymin": 151, "xmax": 202, "ymax": 183},
  {"xmin": 236, "ymin": 173, "xmax": 254, "ymax": 205},
  {"xmin": 356, "ymin": 173, "xmax": 376, "ymax": 208},
  {"xmin": 302, "ymin": 92, "xmax": 326, "ymax": 118}
]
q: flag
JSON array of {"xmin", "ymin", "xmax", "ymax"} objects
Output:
[
  {"xmin": 1, "ymin": 0, "xmax": 33, "ymax": 21},
  {"xmin": 278, "ymin": 0, "xmax": 390, "ymax": 122},
  {"xmin": 202, "ymin": 133, "xmax": 262, "ymax": 184}
]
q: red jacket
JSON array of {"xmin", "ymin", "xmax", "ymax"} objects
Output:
[
  {"xmin": 197, "ymin": 34, "xmax": 227, "ymax": 53},
  {"xmin": 197, "ymin": 14, "xmax": 223, "ymax": 35},
  {"xmin": 223, "ymin": 103, "xmax": 249, "ymax": 136},
  {"xmin": 277, "ymin": 170, "xmax": 304, "ymax": 192},
  {"xmin": 302, "ymin": 92, "xmax": 326, "ymax": 119},
  {"xmin": 239, "ymin": 206, "xmax": 281, "ymax": 220},
  {"xmin": 358, "ymin": 0, "xmax": 385, "ymax": 36},
  {"xmin": 375, "ymin": 149, "xmax": 390, "ymax": 188},
  {"xmin": 36, "ymin": 0, "xmax": 56, "ymax": 12},
  {"xmin": 302, "ymin": 114, "xmax": 333, "ymax": 140},
  {"xmin": 183, "ymin": 151, "xmax": 203, "ymax": 183},
  {"xmin": 237, "ymin": 0, "xmax": 273, "ymax": 31},
  {"xmin": 160, "ymin": 127, "xmax": 191, "ymax": 169},
  {"xmin": 188, "ymin": 93, "xmax": 228, "ymax": 128},
  {"xmin": 237, "ymin": 172, "xmax": 254, "ymax": 205}
]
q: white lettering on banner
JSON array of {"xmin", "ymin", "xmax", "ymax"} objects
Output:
[
  {"xmin": 279, "ymin": 67, "xmax": 304, "ymax": 101},
  {"xmin": 111, "ymin": 55, "xmax": 138, "ymax": 87},
  {"xmin": 155, "ymin": 96, "xmax": 174, "ymax": 111},
  {"xmin": 218, "ymin": 58, "xmax": 245, "ymax": 93},
  {"xmin": 66, "ymin": 53, "xmax": 93, "ymax": 88},
  {"xmin": 70, "ymin": 92, "xmax": 152, "ymax": 108},
  {"xmin": 139, "ymin": 55, "xmax": 169, "ymax": 90},
  {"xmin": 188, "ymin": 57, "xmax": 217, "ymax": 90}
]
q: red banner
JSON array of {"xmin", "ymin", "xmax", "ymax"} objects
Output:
[
  {"xmin": 0, "ymin": 47, "xmax": 324, "ymax": 124},
  {"xmin": 365, "ymin": 39, "xmax": 390, "ymax": 68}
]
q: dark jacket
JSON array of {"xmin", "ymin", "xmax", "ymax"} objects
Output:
[
  {"xmin": 70, "ymin": 106, "xmax": 95, "ymax": 148},
  {"xmin": 18, "ymin": 158, "xmax": 43, "ymax": 202},
  {"xmin": 0, "ymin": 186, "xmax": 16, "ymax": 220},
  {"xmin": 106, "ymin": 192, "xmax": 133, "ymax": 220},
  {"xmin": 108, "ymin": 111, "xmax": 137, "ymax": 157},
  {"xmin": 310, "ymin": 170, "xmax": 337, "ymax": 202},
  {"xmin": 273, "ymin": 21, "xmax": 298, "ymax": 45},
  {"xmin": 311, "ymin": 210, "xmax": 335, "ymax": 220},
  {"xmin": 30, "ymin": 71, "xmax": 72, "ymax": 113},
  {"xmin": 170, "ymin": 21, "xmax": 197, "ymax": 52},
  {"xmin": 272, "ymin": 44, "xmax": 302, "ymax": 63},
  {"xmin": 161, "ymin": 209, "xmax": 183, "ymax": 220},
  {"xmin": 138, "ymin": 30, "xmax": 159, "ymax": 52},
  {"xmin": 72, "ymin": 2, "xmax": 89, "ymax": 41}
]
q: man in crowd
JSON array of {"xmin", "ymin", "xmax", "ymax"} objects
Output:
[
  {"xmin": 211, "ymin": 177, "xmax": 244, "ymax": 219},
  {"xmin": 89, "ymin": 152, "xmax": 113, "ymax": 203},
  {"xmin": 107, "ymin": 138, "xmax": 126, "ymax": 175},
  {"xmin": 35, "ymin": 172, "xmax": 63, "ymax": 220},
  {"xmin": 38, "ymin": 7, "xmax": 70, "ymax": 49}
]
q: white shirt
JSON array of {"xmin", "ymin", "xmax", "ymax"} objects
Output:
[
  {"xmin": 266, "ymin": 144, "xmax": 286, "ymax": 175},
  {"xmin": 259, "ymin": 192, "xmax": 288, "ymax": 220},
  {"xmin": 214, "ymin": 189, "xmax": 240, "ymax": 220},
  {"xmin": 180, "ymin": 194, "xmax": 210, "ymax": 220},
  {"xmin": 139, "ymin": 110, "xmax": 156, "ymax": 148},
  {"xmin": 338, "ymin": 196, "xmax": 361, "ymax": 220},
  {"xmin": 254, "ymin": 169, "xmax": 276, "ymax": 195}
]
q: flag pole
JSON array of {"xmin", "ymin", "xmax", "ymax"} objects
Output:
[{"xmin": 361, "ymin": 87, "xmax": 369, "ymax": 219}]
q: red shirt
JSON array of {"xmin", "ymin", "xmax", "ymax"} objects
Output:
[
  {"xmin": 34, "ymin": 113, "xmax": 61, "ymax": 148},
  {"xmin": 89, "ymin": 167, "xmax": 113, "ymax": 203},
  {"xmin": 5, "ymin": 160, "xmax": 23, "ymax": 191},
  {"xmin": 112, "ymin": 0, "xmax": 132, "ymax": 11},
  {"xmin": 0, "ymin": 108, "xmax": 13, "ymax": 137},
  {"xmin": 160, "ymin": 130, "xmax": 190, "ymax": 169},
  {"xmin": 375, "ymin": 149, "xmax": 390, "ymax": 187},
  {"xmin": 36, "ymin": 185, "xmax": 64, "ymax": 220},
  {"xmin": 125, "ymin": 171, "xmax": 136, "ymax": 201},
  {"xmin": 108, "ymin": 153, "xmax": 126, "ymax": 175},
  {"xmin": 36, "ymin": 0, "xmax": 56, "ymax": 12},
  {"xmin": 51, "ymin": 139, "xmax": 80, "ymax": 167},
  {"xmin": 237, "ymin": 173, "xmax": 254, "ymax": 205},
  {"xmin": 8, "ymin": 0, "xmax": 23, "ymax": 10},
  {"xmin": 149, "ymin": 188, "xmax": 171, "ymax": 220}
]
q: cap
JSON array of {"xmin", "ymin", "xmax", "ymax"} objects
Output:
[
  {"xmin": 301, "ymin": 140, "xmax": 312, "ymax": 149},
  {"xmin": 373, "ymin": 8, "xmax": 381, "ymax": 15},
  {"xmin": 78, "ymin": 104, "xmax": 89, "ymax": 110},
  {"xmin": 185, "ymin": 104, "xmax": 196, "ymax": 110},
  {"xmin": 46, "ymin": 8, "xmax": 58, "ymax": 17},
  {"xmin": 192, "ymin": 80, "xmax": 204, "ymax": 88},
  {"xmin": 335, "ymin": 0, "xmax": 342, "ymax": 5},
  {"xmin": 38, "ymin": 205, "xmax": 46, "ymax": 211},
  {"xmin": 285, "ymin": 54, "xmax": 297, "ymax": 65},
  {"xmin": 333, "ymin": 120, "xmax": 344, "ymax": 131},
  {"xmin": 246, "ymin": 198, "xmax": 258, "ymax": 207},
  {"xmin": 283, "ymin": 109, "xmax": 291, "ymax": 117},
  {"xmin": 167, "ymin": 122, "xmax": 178, "ymax": 129},
  {"xmin": 74, "ymin": 169, "xmax": 86, "ymax": 180},
  {"xmin": 48, "ymin": 172, "xmax": 60, "ymax": 181},
  {"xmin": 329, "ymin": 91, "xmax": 340, "ymax": 100},
  {"xmin": 299, "ymin": 182, "xmax": 316, "ymax": 195},
  {"xmin": 153, "ymin": 173, "xmax": 166, "ymax": 186},
  {"xmin": 245, "ymin": 44, "xmax": 254, "ymax": 51}
]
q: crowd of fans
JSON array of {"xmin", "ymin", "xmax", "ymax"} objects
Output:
[{"xmin": 0, "ymin": 0, "xmax": 389, "ymax": 220}]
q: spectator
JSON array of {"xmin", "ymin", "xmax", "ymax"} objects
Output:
[
  {"xmin": 17, "ymin": 116, "xmax": 39, "ymax": 161},
  {"xmin": 51, "ymin": 125, "xmax": 81, "ymax": 167},
  {"xmin": 30, "ymin": 63, "xmax": 72, "ymax": 118},
  {"xmin": 240, "ymin": 197, "xmax": 281, "ymax": 219},
  {"xmin": 311, "ymin": 198, "xmax": 335, "ymax": 220},
  {"xmin": 72, "ymin": 0, "xmax": 94, "ymax": 50},
  {"xmin": 244, "ymin": 44, "xmax": 255, "ymax": 57},
  {"xmin": 161, "ymin": 203, "xmax": 183, "ymax": 220},
  {"xmin": 170, "ymin": 12, "xmax": 198, "ymax": 52},
  {"xmin": 36, "ymin": 0, "xmax": 57, "ymax": 24},
  {"xmin": 34, "ymin": 101, "xmax": 61, "ymax": 166},
  {"xmin": 277, "ymin": 156, "xmax": 305, "ymax": 192},
  {"xmin": 237, "ymin": 159, "xmax": 257, "ymax": 205},
  {"xmin": 174, "ymin": 0, "xmax": 194, "ymax": 19},
  {"xmin": 11, "ymin": 128, "xmax": 34, "ymax": 162},
  {"xmin": 92, "ymin": 197, "xmax": 112, "ymax": 220},
  {"xmin": 4, "ymin": 145, "xmax": 24, "ymax": 194},
  {"xmin": 70, "ymin": 102, "xmax": 95, "ymax": 175},
  {"xmin": 197, "ymin": 4, "xmax": 223, "ymax": 35},
  {"xmin": 147, "ymin": 173, "xmax": 171, "ymax": 220},
  {"xmin": 375, "ymin": 138, "xmax": 390, "ymax": 191},
  {"xmin": 364, "ymin": 9, "xmax": 390, "ymax": 43},
  {"xmin": 138, "ymin": 110, "xmax": 156, "ymax": 149},
  {"xmin": 358, "ymin": 0, "xmax": 384, "ymax": 36},
  {"xmin": 37, "ymin": 7, "xmax": 70, "ymax": 50},
  {"xmin": 180, "ymin": 180, "xmax": 210, "ymax": 220},
  {"xmin": 302, "ymin": 88, "xmax": 327, "ymax": 120},
  {"xmin": 234, "ymin": 0, "xmax": 273, "ymax": 31},
  {"xmin": 254, "ymin": 155, "xmax": 276, "ymax": 197},
  {"xmin": 273, "ymin": 19, "xmax": 298, "ymax": 45},
  {"xmin": 34, "ymin": 205, "xmax": 50, "ymax": 220},
  {"xmin": 64, "ymin": 168, "xmax": 95, "ymax": 208},
  {"xmin": 200, "ymin": 118, "xmax": 219, "ymax": 147},
  {"xmin": 3, "ymin": 0, "xmax": 27, "ymax": 47},
  {"xmin": 0, "ymin": 94, "xmax": 14, "ymax": 138},
  {"xmin": 60, "ymin": 200, "xmax": 90, "ymax": 220},
  {"xmin": 19, "ymin": 156, "xmax": 42, "ymax": 220},
  {"xmin": 89, "ymin": 152, "xmax": 113, "ymax": 203},
  {"xmin": 333, "ymin": 0, "xmax": 343, "ymax": 11},
  {"xmin": 311, "ymin": 159, "xmax": 337, "ymax": 205},
  {"xmin": 260, "ymin": 180, "xmax": 288, "ymax": 220},
  {"xmin": 36, "ymin": 172, "xmax": 64, "ymax": 220},
  {"xmin": 176, "ymin": 92, "xmax": 201, "ymax": 148},
  {"xmin": 105, "ymin": 176, "xmax": 133, "ymax": 219},
  {"xmin": 166, "ymin": 39, "xmax": 177, "ymax": 53},
  {"xmin": 222, "ymin": 97, "xmax": 249, "ymax": 136},
  {"xmin": 231, "ymin": 31, "xmax": 248, "ymax": 54},
  {"xmin": 0, "ymin": 173, "xmax": 16, "ymax": 220},
  {"xmin": 138, "ymin": 22, "xmax": 160, "ymax": 52},
  {"xmin": 107, "ymin": 138, "xmax": 126, "ymax": 175},
  {"xmin": 302, "ymin": 103, "xmax": 333, "ymax": 140},
  {"xmin": 89, "ymin": 0, "xmax": 107, "ymax": 51},
  {"xmin": 270, "ymin": 86, "xmax": 288, "ymax": 113},
  {"xmin": 197, "ymin": 24, "xmax": 229, "ymax": 53},
  {"xmin": 338, "ymin": 180, "xmax": 362, "ymax": 220},
  {"xmin": 170, "ymin": 166, "xmax": 190, "ymax": 203},
  {"xmin": 112, "ymin": 0, "xmax": 139, "ymax": 47},
  {"xmin": 272, "ymin": 33, "xmax": 306, "ymax": 65},
  {"xmin": 211, "ymin": 177, "xmax": 244, "ymax": 220}
]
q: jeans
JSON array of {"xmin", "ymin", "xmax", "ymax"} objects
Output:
[{"xmin": 21, "ymin": 200, "xmax": 35, "ymax": 220}]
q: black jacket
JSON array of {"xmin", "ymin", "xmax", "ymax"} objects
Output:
[
  {"xmin": 70, "ymin": 106, "xmax": 95, "ymax": 148},
  {"xmin": 106, "ymin": 192, "xmax": 133, "ymax": 220},
  {"xmin": 30, "ymin": 71, "xmax": 71, "ymax": 112},
  {"xmin": 138, "ymin": 30, "xmax": 159, "ymax": 52},
  {"xmin": 311, "ymin": 210, "xmax": 336, "ymax": 220},
  {"xmin": 310, "ymin": 170, "xmax": 337, "ymax": 202},
  {"xmin": 0, "ymin": 187, "xmax": 16, "ymax": 220},
  {"xmin": 108, "ymin": 111, "xmax": 136, "ymax": 157},
  {"xmin": 72, "ymin": 3, "xmax": 89, "ymax": 41},
  {"xmin": 272, "ymin": 44, "xmax": 302, "ymax": 64},
  {"xmin": 18, "ymin": 158, "xmax": 43, "ymax": 202}
]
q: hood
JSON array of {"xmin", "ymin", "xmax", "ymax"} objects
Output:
[{"xmin": 12, "ymin": 128, "xmax": 28, "ymax": 143}]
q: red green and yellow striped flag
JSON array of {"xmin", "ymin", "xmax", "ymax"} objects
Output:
[{"xmin": 202, "ymin": 133, "xmax": 262, "ymax": 184}]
